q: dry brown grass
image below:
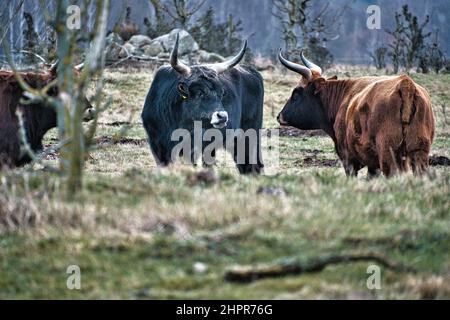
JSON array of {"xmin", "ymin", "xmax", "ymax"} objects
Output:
[{"xmin": 0, "ymin": 65, "xmax": 448, "ymax": 299}]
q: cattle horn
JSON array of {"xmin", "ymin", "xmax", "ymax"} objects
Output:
[
  {"xmin": 205, "ymin": 40, "xmax": 247, "ymax": 74},
  {"xmin": 278, "ymin": 49, "xmax": 312, "ymax": 81},
  {"xmin": 74, "ymin": 62, "xmax": 84, "ymax": 72},
  {"xmin": 170, "ymin": 33, "xmax": 192, "ymax": 77},
  {"xmin": 300, "ymin": 50, "xmax": 322, "ymax": 76},
  {"xmin": 49, "ymin": 60, "xmax": 59, "ymax": 74}
]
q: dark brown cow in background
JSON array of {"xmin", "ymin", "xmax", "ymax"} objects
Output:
[
  {"xmin": 277, "ymin": 50, "xmax": 435, "ymax": 177},
  {"xmin": 0, "ymin": 64, "xmax": 93, "ymax": 169}
]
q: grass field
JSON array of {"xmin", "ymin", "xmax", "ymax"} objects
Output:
[{"xmin": 0, "ymin": 65, "xmax": 449, "ymax": 299}]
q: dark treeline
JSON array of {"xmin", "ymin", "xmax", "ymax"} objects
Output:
[{"xmin": 1, "ymin": 0, "xmax": 450, "ymax": 70}]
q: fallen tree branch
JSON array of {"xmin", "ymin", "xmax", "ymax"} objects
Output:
[
  {"xmin": 224, "ymin": 252, "xmax": 417, "ymax": 283},
  {"xmin": 108, "ymin": 55, "xmax": 169, "ymax": 67}
]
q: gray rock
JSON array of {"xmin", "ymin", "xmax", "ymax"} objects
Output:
[
  {"xmin": 142, "ymin": 42, "xmax": 165, "ymax": 57},
  {"xmin": 157, "ymin": 52, "xmax": 170, "ymax": 59},
  {"xmin": 128, "ymin": 34, "xmax": 153, "ymax": 48},
  {"xmin": 122, "ymin": 42, "xmax": 140, "ymax": 56},
  {"xmin": 253, "ymin": 56, "xmax": 275, "ymax": 71},
  {"xmin": 106, "ymin": 32, "xmax": 123, "ymax": 46},
  {"xmin": 198, "ymin": 50, "xmax": 225, "ymax": 63},
  {"xmin": 151, "ymin": 29, "xmax": 199, "ymax": 55},
  {"xmin": 105, "ymin": 42, "xmax": 125, "ymax": 62}
]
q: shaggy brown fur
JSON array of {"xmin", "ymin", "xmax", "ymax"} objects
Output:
[
  {"xmin": 318, "ymin": 75, "xmax": 434, "ymax": 176},
  {"xmin": 278, "ymin": 74, "xmax": 435, "ymax": 177}
]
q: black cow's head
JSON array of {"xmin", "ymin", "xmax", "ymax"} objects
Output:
[
  {"xmin": 48, "ymin": 61, "xmax": 95, "ymax": 121},
  {"xmin": 170, "ymin": 34, "xmax": 247, "ymax": 129},
  {"xmin": 277, "ymin": 50, "xmax": 329, "ymax": 130}
]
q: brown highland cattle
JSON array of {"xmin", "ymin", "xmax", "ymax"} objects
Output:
[
  {"xmin": 0, "ymin": 63, "xmax": 93, "ymax": 169},
  {"xmin": 277, "ymin": 50, "xmax": 435, "ymax": 177}
]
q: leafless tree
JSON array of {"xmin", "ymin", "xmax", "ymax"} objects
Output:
[
  {"xmin": 0, "ymin": 0, "xmax": 25, "ymax": 45},
  {"xmin": 190, "ymin": 7, "xmax": 243, "ymax": 57},
  {"xmin": 159, "ymin": 0, "xmax": 207, "ymax": 30},
  {"xmin": 144, "ymin": 0, "xmax": 172, "ymax": 38},
  {"xmin": 2, "ymin": 0, "xmax": 110, "ymax": 196},
  {"xmin": 271, "ymin": 0, "xmax": 349, "ymax": 68},
  {"xmin": 419, "ymin": 29, "xmax": 445, "ymax": 74},
  {"xmin": 386, "ymin": 12, "xmax": 406, "ymax": 74},
  {"xmin": 387, "ymin": 5, "xmax": 431, "ymax": 73},
  {"xmin": 118, "ymin": 7, "xmax": 139, "ymax": 41},
  {"xmin": 370, "ymin": 47, "xmax": 387, "ymax": 70},
  {"xmin": 401, "ymin": 5, "xmax": 431, "ymax": 71}
]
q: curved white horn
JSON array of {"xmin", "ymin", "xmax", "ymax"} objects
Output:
[
  {"xmin": 170, "ymin": 33, "xmax": 192, "ymax": 76},
  {"xmin": 74, "ymin": 62, "xmax": 84, "ymax": 71},
  {"xmin": 49, "ymin": 60, "xmax": 59, "ymax": 73},
  {"xmin": 278, "ymin": 49, "xmax": 312, "ymax": 81},
  {"xmin": 204, "ymin": 40, "xmax": 247, "ymax": 74},
  {"xmin": 300, "ymin": 50, "xmax": 322, "ymax": 76}
]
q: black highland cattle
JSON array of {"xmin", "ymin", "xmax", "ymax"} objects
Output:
[{"xmin": 142, "ymin": 34, "xmax": 264, "ymax": 174}]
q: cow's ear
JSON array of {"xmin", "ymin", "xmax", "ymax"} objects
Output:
[
  {"xmin": 177, "ymin": 82, "xmax": 189, "ymax": 100},
  {"xmin": 327, "ymin": 75, "xmax": 338, "ymax": 80},
  {"xmin": 313, "ymin": 78, "xmax": 326, "ymax": 95}
]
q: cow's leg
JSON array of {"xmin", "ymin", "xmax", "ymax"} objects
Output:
[
  {"xmin": 405, "ymin": 135, "xmax": 432, "ymax": 175},
  {"xmin": 409, "ymin": 150, "xmax": 429, "ymax": 175},
  {"xmin": 202, "ymin": 145, "xmax": 216, "ymax": 168},
  {"xmin": 378, "ymin": 150, "xmax": 398, "ymax": 177},
  {"xmin": 345, "ymin": 166, "xmax": 359, "ymax": 177},
  {"xmin": 201, "ymin": 128, "xmax": 225, "ymax": 167},
  {"xmin": 376, "ymin": 132, "xmax": 403, "ymax": 177},
  {"xmin": 149, "ymin": 140, "xmax": 172, "ymax": 166},
  {"xmin": 367, "ymin": 167, "xmax": 380, "ymax": 179},
  {"xmin": 1, "ymin": 131, "xmax": 23, "ymax": 167},
  {"xmin": 337, "ymin": 144, "xmax": 359, "ymax": 177},
  {"xmin": 233, "ymin": 136, "xmax": 263, "ymax": 175},
  {"xmin": 343, "ymin": 159, "xmax": 360, "ymax": 177},
  {"xmin": 251, "ymin": 134, "xmax": 264, "ymax": 174}
]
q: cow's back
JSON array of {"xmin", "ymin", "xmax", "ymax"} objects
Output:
[
  {"xmin": 226, "ymin": 65, "xmax": 264, "ymax": 130},
  {"xmin": 333, "ymin": 76, "xmax": 393, "ymax": 162}
]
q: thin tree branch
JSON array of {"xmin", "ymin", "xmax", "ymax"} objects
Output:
[{"xmin": 0, "ymin": 0, "xmax": 25, "ymax": 45}]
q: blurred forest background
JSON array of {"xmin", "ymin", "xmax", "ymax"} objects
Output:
[{"xmin": 1, "ymin": 0, "xmax": 449, "ymax": 66}]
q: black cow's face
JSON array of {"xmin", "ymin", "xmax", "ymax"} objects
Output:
[
  {"xmin": 20, "ymin": 83, "xmax": 94, "ymax": 136},
  {"xmin": 177, "ymin": 69, "xmax": 228, "ymax": 129},
  {"xmin": 47, "ymin": 64, "xmax": 95, "ymax": 122},
  {"xmin": 277, "ymin": 82, "xmax": 325, "ymax": 130},
  {"xmin": 82, "ymin": 96, "xmax": 95, "ymax": 121}
]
